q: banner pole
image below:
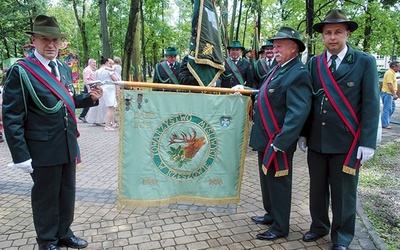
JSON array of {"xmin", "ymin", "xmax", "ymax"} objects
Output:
[{"xmin": 115, "ymin": 81, "xmax": 258, "ymax": 95}]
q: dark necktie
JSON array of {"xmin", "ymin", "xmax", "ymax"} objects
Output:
[
  {"xmin": 169, "ymin": 63, "xmax": 174, "ymax": 69},
  {"xmin": 48, "ymin": 61, "xmax": 59, "ymax": 78},
  {"xmin": 329, "ymin": 55, "xmax": 338, "ymax": 73},
  {"xmin": 268, "ymin": 59, "xmax": 271, "ymax": 67},
  {"xmin": 232, "ymin": 59, "xmax": 237, "ymax": 65}
]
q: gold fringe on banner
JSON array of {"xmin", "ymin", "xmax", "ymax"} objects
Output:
[{"xmin": 118, "ymin": 196, "xmax": 240, "ymax": 209}]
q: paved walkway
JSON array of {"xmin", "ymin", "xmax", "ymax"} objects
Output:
[{"xmin": 1, "ymin": 99, "xmax": 399, "ymax": 250}]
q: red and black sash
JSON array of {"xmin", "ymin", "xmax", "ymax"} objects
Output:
[
  {"xmin": 257, "ymin": 65, "xmax": 290, "ymax": 177},
  {"xmin": 17, "ymin": 58, "xmax": 76, "ymax": 120},
  {"xmin": 317, "ymin": 53, "xmax": 360, "ymax": 175}
]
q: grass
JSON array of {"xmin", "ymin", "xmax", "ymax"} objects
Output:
[{"xmin": 358, "ymin": 141, "xmax": 400, "ymax": 250}]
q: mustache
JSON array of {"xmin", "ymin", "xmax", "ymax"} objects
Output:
[{"xmin": 274, "ymin": 53, "xmax": 282, "ymax": 57}]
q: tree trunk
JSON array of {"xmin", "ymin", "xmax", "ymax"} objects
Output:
[
  {"xmin": 133, "ymin": 22, "xmax": 140, "ymax": 81},
  {"xmin": 100, "ymin": 0, "xmax": 110, "ymax": 58},
  {"xmin": 122, "ymin": 0, "xmax": 140, "ymax": 81},
  {"xmin": 306, "ymin": 0, "xmax": 314, "ymax": 58},
  {"xmin": 362, "ymin": 0, "xmax": 374, "ymax": 53},
  {"xmin": 140, "ymin": 0, "xmax": 146, "ymax": 82},
  {"xmin": 235, "ymin": 0, "xmax": 243, "ymax": 42},
  {"xmin": 229, "ymin": 0, "xmax": 237, "ymax": 43},
  {"xmin": 72, "ymin": 0, "xmax": 89, "ymax": 66}
]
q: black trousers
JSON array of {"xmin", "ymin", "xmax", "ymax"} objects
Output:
[
  {"xmin": 31, "ymin": 163, "xmax": 76, "ymax": 244},
  {"xmin": 79, "ymin": 85, "xmax": 90, "ymax": 117},
  {"xmin": 307, "ymin": 149, "xmax": 359, "ymax": 246},
  {"xmin": 257, "ymin": 150, "xmax": 293, "ymax": 236}
]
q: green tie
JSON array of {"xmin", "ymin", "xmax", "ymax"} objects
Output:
[
  {"xmin": 48, "ymin": 61, "xmax": 58, "ymax": 78},
  {"xmin": 329, "ymin": 55, "xmax": 337, "ymax": 73}
]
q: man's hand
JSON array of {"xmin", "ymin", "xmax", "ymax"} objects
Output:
[
  {"xmin": 356, "ymin": 146, "xmax": 375, "ymax": 164},
  {"xmin": 9, "ymin": 159, "xmax": 33, "ymax": 173},
  {"xmin": 89, "ymin": 86, "xmax": 103, "ymax": 101},
  {"xmin": 297, "ymin": 137, "xmax": 307, "ymax": 153},
  {"xmin": 231, "ymin": 84, "xmax": 244, "ymax": 95}
]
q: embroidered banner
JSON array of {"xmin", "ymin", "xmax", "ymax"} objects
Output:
[
  {"xmin": 187, "ymin": 0, "xmax": 225, "ymax": 86},
  {"xmin": 118, "ymin": 90, "xmax": 251, "ymax": 207}
]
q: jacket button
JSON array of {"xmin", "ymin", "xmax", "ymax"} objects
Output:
[{"xmin": 322, "ymin": 122, "xmax": 326, "ymax": 126}]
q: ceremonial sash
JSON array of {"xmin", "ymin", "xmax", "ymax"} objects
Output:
[
  {"xmin": 18, "ymin": 58, "xmax": 81, "ymax": 164},
  {"xmin": 159, "ymin": 61, "xmax": 179, "ymax": 84},
  {"xmin": 316, "ymin": 54, "xmax": 360, "ymax": 175},
  {"xmin": 225, "ymin": 59, "xmax": 245, "ymax": 85},
  {"xmin": 255, "ymin": 59, "xmax": 269, "ymax": 80},
  {"xmin": 18, "ymin": 58, "xmax": 76, "ymax": 119},
  {"xmin": 257, "ymin": 66, "xmax": 290, "ymax": 177},
  {"xmin": 259, "ymin": 58, "xmax": 269, "ymax": 75}
]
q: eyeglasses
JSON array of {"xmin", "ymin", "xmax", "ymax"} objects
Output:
[{"xmin": 34, "ymin": 35, "xmax": 65, "ymax": 45}]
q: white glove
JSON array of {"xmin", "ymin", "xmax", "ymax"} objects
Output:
[
  {"xmin": 8, "ymin": 159, "xmax": 34, "ymax": 173},
  {"xmin": 297, "ymin": 136, "xmax": 307, "ymax": 153},
  {"xmin": 356, "ymin": 146, "xmax": 375, "ymax": 164},
  {"xmin": 231, "ymin": 84, "xmax": 244, "ymax": 95},
  {"xmin": 270, "ymin": 143, "xmax": 284, "ymax": 152}
]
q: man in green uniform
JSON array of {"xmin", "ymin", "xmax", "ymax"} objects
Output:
[
  {"xmin": 220, "ymin": 41, "xmax": 254, "ymax": 88},
  {"xmin": 153, "ymin": 46, "xmax": 181, "ymax": 84},
  {"xmin": 299, "ymin": 9, "xmax": 379, "ymax": 250},
  {"xmin": 2, "ymin": 15, "xmax": 102, "ymax": 250},
  {"xmin": 253, "ymin": 41, "xmax": 277, "ymax": 89},
  {"xmin": 249, "ymin": 27, "xmax": 312, "ymax": 240}
]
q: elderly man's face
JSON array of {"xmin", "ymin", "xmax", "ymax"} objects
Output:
[
  {"xmin": 229, "ymin": 48, "xmax": 242, "ymax": 60},
  {"xmin": 321, "ymin": 23, "xmax": 350, "ymax": 55},
  {"xmin": 31, "ymin": 35, "xmax": 61, "ymax": 60},
  {"xmin": 273, "ymin": 39, "xmax": 298, "ymax": 65}
]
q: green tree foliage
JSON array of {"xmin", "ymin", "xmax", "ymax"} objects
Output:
[
  {"xmin": 1, "ymin": 0, "xmax": 400, "ymax": 74},
  {"xmin": 0, "ymin": 0, "xmax": 47, "ymax": 62}
]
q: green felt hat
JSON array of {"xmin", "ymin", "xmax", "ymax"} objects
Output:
[
  {"xmin": 261, "ymin": 41, "xmax": 273, "ymax": 49},
  {"xmin": 25, "ymin": 15, "xmax": 68, "ymax": 38},
  {"xmin": 164, "ymin": 46, "xmax": 178, "ymax": 55},
  {"xmin": 268, "ymin": 26, "xmax": 306, "ymax": 52},
  {"xmin": 313, "ymin": 9, "xmax": 358, "ymax": 33},
  {"xmin": 227, "ymin": 40, "xmax": 245, "ymax": 50}
]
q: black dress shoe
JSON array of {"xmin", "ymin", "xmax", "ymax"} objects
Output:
[
  {"xmin": 257, "ymin": 230, "xmax": 283, "ymax": 240},
  {"xmin": 58, "ymin": 236, "xmax": 88, "ymax": 249},
  {"xmin": 332, "ymin": 245, "xmax": 347, "ymax": 250},
  {"xmin": 38, "ymin": 243, "xmax": 60, "ymax": 250},
  {"xmin": 302, "ymin": 231, "xmax": 328, "ymax": 242},
  {"xmin": 251, "ymin": 216, "xmax": 273, "ymax": 225}
]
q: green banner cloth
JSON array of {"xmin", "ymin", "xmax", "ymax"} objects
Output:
[
  {"xmin": 118, "ymin": 90, "xmax": 251, "ymax": 207},
  {"xmin": 188, "ymin": 0, "xmax": 225, "ymax": 86}
]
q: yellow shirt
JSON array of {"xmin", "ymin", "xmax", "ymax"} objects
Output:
[{"xmin": 381, "ymin": 68, "xmax": 398, "ymax": 94}]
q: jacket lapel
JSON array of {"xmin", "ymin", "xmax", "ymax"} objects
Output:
[
  {"xmin": 333, "ymin": 45, "xmax": 354, "ymax": 80},
  {"xmin": 271, "ymin": 56, "xmax": 300, "ymax": 82}
]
